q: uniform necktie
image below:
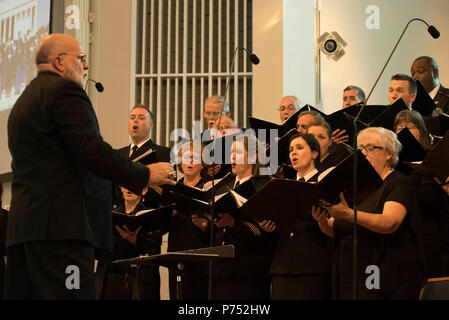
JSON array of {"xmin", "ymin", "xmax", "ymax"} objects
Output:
[{"xmin": 130, "ymin": 145, "xmax": 139, "ymax": 159}]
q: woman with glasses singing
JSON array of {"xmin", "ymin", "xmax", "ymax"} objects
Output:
[
  {"xmin": 394, "ymin": 110, "xmax": 449, "ymax": 277},
  {"xmin": 168, "ymin": 141, "xmax": 210, "ymax": 300},
  {"xmin": 312, "ymin": 127, "xmax": 425, "ymax": 299}
]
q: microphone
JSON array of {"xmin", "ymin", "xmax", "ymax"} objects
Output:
[
  {"xmin": 85, "ymin": 78, "xmax": 104, "ymax": 92},
  {"xmin": 428, "ymin": 25, "xmax": 440, "ymax": 39},
  {"xmin": 238, "ymin": 46, "xmax": 260, "ymax": 65},
  {"xmin": 350, "ymin": 17, "xmax": 440, "ymax": 301},
  {"xmin": 358, "ymin": 18, "xmax": 440, "ymax": 110},
  {"xmin": 218, "ymin": 46, "xmax": 260, "ymax": 134}
]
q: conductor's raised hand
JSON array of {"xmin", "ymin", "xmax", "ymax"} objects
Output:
[{"xmin": 146, "ymin": 162, "xmax": 177, "ymax": 186}]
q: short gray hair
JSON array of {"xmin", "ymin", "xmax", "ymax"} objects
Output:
[
  {"xmin": 205, "ymin": 95, "xmax": 230, "ymax": 113},
  {"xmin": 357, "ymin": 127, "xmax": 402, "ymax": 167},
  {"xmin": 343, "ymin": 85, "xmax": 366, "ymax": 103},
  {"xmin": 282, "ymin": 95, "xmax": 301, "ymax": 108}
]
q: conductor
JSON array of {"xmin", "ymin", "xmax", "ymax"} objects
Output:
[{"xmin": 5, "ymin": 33, "xmax": 175, "ymax": 299}]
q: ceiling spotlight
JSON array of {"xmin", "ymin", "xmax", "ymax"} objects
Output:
[{"xmin": 317, "ymin": 31, "xmax": 347, "ymax": 61}]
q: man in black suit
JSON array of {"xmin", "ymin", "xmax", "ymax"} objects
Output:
[
  {"xmin": 115, "ymin": 104, "xmax": 172, "ymax": 299},
  {"xmin": 114, "ymin": 104, "xmax": 172, "ymax": 208},
  {"xmin": 411, "ymin": 56, "xmax": 449, "ymax": 114},
  {"xmin": 5, "ymin": 33, "xmax": 175, "ymax": 299}
]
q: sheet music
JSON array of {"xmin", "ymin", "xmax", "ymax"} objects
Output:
[
  {"xmin": 229, "ymin": 189, "xmax": 248, "ymax": 208},
  {"xmin": 135, "ymin": 208, "xmax": 156, "ymax": 216}
]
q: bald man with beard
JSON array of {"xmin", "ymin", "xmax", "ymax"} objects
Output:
[{"xmin": 6, "ymin": 33, "xmax": 175, "ymax": 299}]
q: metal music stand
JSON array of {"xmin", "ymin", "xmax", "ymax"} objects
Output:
[{"xmin": 112, "ymin": 245, "xmax": 235, "ymax": 300}]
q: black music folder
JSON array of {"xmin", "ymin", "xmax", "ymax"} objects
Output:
[
  {"xmin": 340, "ymin": 103, "xmax": 387, "ymax": 125},
  {"xmin": 112, "ymin": 204, "xmax": 175, "ymax": 233},
  {"xmin": 203, "ymin": 132, "xmax": 241, "ymax": 178},
  {"xmin": 412, "ymin": 79, "xmax": 436, "ymax": 117},
  {"xmin": 440, "ymin": 113, "xmax": 449, "ymax": 136},
  {"xmin": 369, "ymin": 98, "xmax": 409, "ymax": 131},
  {"xmin": 420, "ymin": 130, "xmax": 449, "ymax": 181},
  {"xmin": 248, "ymin": 104, "xmax": 318, "ymax": 138},
  {"xmin": 273, "ymin": 128, "xmax": 298, "ymax": 166},
  {"xmin": 240, "ymin": 150, "xmax": 383, "ymax": 226},
  {"xmin": 326, "ymin": 108, "xmax": 368, "ymax": 146},
  {"xmin": 397, "ymin": 127, "xmax": 427, "ymax": 162},
  {"xmin": 170, "ymin": 175, "xmax": 271, "ymax": 217},
  {"xmin": 316, "ymin": 149, "xmax": 383, "ymax": 206},
  {"xmin": 240, "ymin": 179, "xmax": 321, "ymax": 227}
]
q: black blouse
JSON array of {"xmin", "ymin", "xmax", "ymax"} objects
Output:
[{"xmin": 333, "ymin": 170, "xmax": 424, "ymax": 299}]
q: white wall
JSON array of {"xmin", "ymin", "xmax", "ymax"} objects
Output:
[
  {"xmin": 283, "ymin": 0, "xmax": 316, "ymax": 108},
  {"xmin": 253, "ymin": 0, "xmax": 449, "ymax": 117},
  {"xmin": 319, "ymin": 0, "xmax": 449, "ymax": 114},
  {"xmin": 252, "ymin": 0, "xmax": 284, "ymax": 124}
]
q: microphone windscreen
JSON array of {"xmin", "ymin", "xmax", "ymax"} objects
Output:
[
  {"xmin": 249, "ymin": 53, "xmax": 260, "ymax": 65},
  {"xmin": 428, "ymin": 25, "xmax": 440, "ymax": 39},
  {"xmin": 95, "ymin": 82, "xmax": 104, "ymax": 92}
]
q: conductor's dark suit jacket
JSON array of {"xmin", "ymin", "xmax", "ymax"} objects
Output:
[{"xmin": 7, "ymin": 71, "xmax": 149, "ymax": 251}]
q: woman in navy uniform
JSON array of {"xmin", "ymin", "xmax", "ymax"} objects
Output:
[
  {"xmin": 192, "ymin": 134, "xmax": 272, "ymax": 300},
  {"xmin": 262, "ymin": 133, "xmax": 332, "ymax": 299}
]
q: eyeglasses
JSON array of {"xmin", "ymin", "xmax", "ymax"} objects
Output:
[
  {"xmin": 358, "ymin": 144, "xmax": 384, "ymax": 153},
  {"xmin": 58, "ymin": 52, "xmax": 87, "ymax": 63},
  {"xmin": 277, "ymin": 105, "xmax": 297, "ymax": 112}
]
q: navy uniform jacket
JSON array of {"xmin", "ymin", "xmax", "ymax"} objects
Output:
[
  {"xmin": 7, "ymin": 71, "xmax": 149, "ymax": 251},
  {"xmin": 116, "ymin": 140, "xmax": 172, "ymax": 207}
]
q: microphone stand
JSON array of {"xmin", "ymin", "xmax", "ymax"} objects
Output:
[
  {"xmin": 350, "ymin": 18, "xmax": 439, "ymax": 300},
  {"xmin": 207, "ymin": 46, "xmax": 258, "ymax": 299},
  {"xmin": 207, "ymin": 46, "xmax": 238, "ymax": 300}
]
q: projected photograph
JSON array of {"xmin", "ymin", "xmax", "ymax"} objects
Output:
[{"xmin": 0, "ymin": 0, "xmax": 51, "ymax": 112}]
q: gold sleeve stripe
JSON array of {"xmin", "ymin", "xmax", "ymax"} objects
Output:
[
  {"xmin": 243, "ymin": 221, "xmax": 261, "ymax": 237},
  {"xmin": 149, "ymin": 185, "xmax": 163, "ymax": 195}
]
